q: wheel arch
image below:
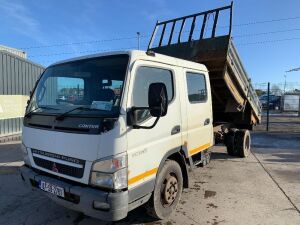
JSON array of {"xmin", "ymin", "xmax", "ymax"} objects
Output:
[{"xmin": 157, "ymin": 147, "xmax": 190, "ymax": 188}]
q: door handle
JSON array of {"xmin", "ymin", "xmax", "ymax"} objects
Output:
[
  {"xmin": 204, "ymin": 118, "xmax": 210, "ymax": 126},
  {"xmin": 171, "ymin": 125, "xmax": 181, "ymax": 135}
]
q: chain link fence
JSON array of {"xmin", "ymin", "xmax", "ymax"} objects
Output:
[{"xmin": 253, "ymin": 82, "xmax": 300, "ymax": 133}]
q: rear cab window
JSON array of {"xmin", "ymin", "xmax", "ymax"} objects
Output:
[{"xmin": 186, "ymin": 72, "xmax": 207, "ymax": 103}]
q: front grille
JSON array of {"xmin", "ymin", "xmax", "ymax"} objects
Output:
[
  {"xmin": 32, "ymin": 150, "xmax": 85, "ymax": 178},
  {"xmin": 33, "ymin": 157, "xmax": 84, "ymax": 178}
]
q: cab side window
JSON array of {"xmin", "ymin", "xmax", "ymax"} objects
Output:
[
  {"xmin": 186, "ymin": 72, "xmax": 207, "ymax": 103},
  {"xmin": 132, "ymin": 66, "xmax": 174, "ymax": 123}
]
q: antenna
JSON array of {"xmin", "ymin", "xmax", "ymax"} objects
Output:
[{"xmin": 137, "ymin": 32, "xmax": 141, "ymax": 50}]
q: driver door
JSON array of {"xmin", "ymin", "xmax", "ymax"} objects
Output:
[{"xmin": 126, "ymin": 61, "xmax": 182, "ymax": 190}]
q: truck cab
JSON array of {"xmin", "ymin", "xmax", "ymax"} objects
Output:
[{"xmin": 20, "ymin": 50, "xmax": 214, "ymax": 221}]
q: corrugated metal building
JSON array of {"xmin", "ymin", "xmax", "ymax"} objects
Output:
[
  {"xmin": 0, "ymin": 45, "xmax": 27, "ymax": 59},
  {"xmin": 0, "ymin": 49, "xmax": 44, "ymax": 142}
]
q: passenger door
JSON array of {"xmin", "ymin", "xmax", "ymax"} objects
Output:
[
  {"xmin": 126, "ymin": 61, "xmax": 182, "ymax": 190},
  {"xmin": 184, "ymin": 70, "xmax": 213, "ymax": 157}
]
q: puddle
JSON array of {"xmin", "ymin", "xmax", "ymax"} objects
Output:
[
  {"xmin": 207, "ymin": 203, "xmax": 218, "ymax": 209},
  {"xmin": 194, "ymin": 181, "xmax": 207, "ymax": 184},
  {"xmin": 190, "ymin": 187, "xmax": 201, "ymax": 191},
  {"xmin": 204, "ymin": 190, "xmax": 216, "ymax": 199}
]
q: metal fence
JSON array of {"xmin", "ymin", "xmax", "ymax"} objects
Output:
[
  {"xmin": 0, "ymin": 50, "xmax": 44, "ymax": 139},
  {"xmin": 254, "ymin": 82, "xmax": 300, "ymax": 133}
]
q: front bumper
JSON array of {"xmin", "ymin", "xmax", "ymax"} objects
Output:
[{"xmin": 20, "ymin": 166, "xmax": 128, "ymax": 221}]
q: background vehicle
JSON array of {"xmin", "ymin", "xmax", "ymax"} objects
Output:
[
  {"xmin": 20, "ymin": 3, "xmax": 261, "ymax": 221},
  {"xmin": 259, "ymin": 94, "xmax": 281, "ymax": 110}
]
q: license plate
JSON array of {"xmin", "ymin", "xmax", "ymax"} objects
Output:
[{"xmin": 39, "ymin": 180, "xmax": 65, "ymax": 198}]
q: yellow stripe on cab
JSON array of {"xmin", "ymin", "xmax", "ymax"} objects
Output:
[
  {"xmin": 189, "ymin": 143, "xmax": 211, "ymax": 156},
  {"xmin": 128, "ymin": 168, "xmax": 158, "ymax": 185}
]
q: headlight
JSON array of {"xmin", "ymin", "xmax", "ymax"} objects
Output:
[
  {"xmin": 92, "ymin": 154, "xmax": 126, "ymax": 173},
  {"xmin": 90, "ymin": 154, "xmax": 127, "ymax": 190},
  {"xmin": 91, "ymin": 168, "xmax": 127, "ymax": 190}
]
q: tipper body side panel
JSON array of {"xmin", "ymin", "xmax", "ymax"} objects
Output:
[{"xmin": 148, "ymin": 3, "xmax": 261, "ymax": 129}]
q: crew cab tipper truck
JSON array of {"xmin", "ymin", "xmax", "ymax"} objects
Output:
[{"xmin": 20, "ymin": 3, "xmax": 261, "ymax": 221}]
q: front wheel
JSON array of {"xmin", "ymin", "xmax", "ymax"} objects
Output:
[{"xmin": 146, "ymin": 160, "xmax": 183, "ymax": 219}]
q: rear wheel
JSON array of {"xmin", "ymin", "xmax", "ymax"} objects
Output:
[
  {"xmin": 146, "ymin": 160, "xmax": 183, "ymax": 219},
  {"xmin": 235, "ymin": 130, "xmax": 251, "ymax": 158},
  {"xmin": 226, "ymin": 130, "xmax": 237, "ymax": 156}
]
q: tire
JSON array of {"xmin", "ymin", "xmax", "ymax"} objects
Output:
[
  {"xmin": 226, "ymin": 130, "xmax": 237, "ymax": 156},
  {"xmin": 146, "ymin": 160, "xmax": 183, "ymax": 220},
  {"xmin": 234, "ymin": 130, "xmax": 251, "ymax": 158}
]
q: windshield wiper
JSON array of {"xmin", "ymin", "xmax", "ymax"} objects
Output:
[
  {"xmin": 25, "ymin": 106, "xmax": 59, "ymax": 118},
  {"xmin": 55, "ymin": 106, "xmax": 105, "ymax": 121}
]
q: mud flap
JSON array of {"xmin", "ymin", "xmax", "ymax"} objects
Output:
[{"xmin": 200, "ymin": 149, "xmax": 211, "ymax": 167}]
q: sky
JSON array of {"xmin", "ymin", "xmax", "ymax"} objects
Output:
[{"xmin": 1, "ymin": 0, "xmax": 300, "ymax": 88}]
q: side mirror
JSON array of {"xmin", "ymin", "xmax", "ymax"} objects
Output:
[
  {"xmin": 127, "ymin": 82, "xmax": 168, "ymax": 129},
  {"xmin": 148, "ymin": 82, "xmax": 168, "ymax": 117}
]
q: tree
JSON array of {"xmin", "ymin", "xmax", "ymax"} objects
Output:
[
  {"xmin": 271, "ymin": 85, "xmax": 282, "ymax": 96},
  {"xmin": 255, "ymin": 89, "xmax": 266, "ymax": 96},
  {"xmin": 293, "ymin": 89, "xmax": 300, "ymax": 94}
]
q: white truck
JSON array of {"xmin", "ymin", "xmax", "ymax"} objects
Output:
[{"xmin": 20, "ymin": 4, "xmax": 261, "ymax": 221}]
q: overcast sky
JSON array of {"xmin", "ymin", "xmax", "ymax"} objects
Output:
[{"xmin": 1, "ymin": 0, "xmax": 300, "ymax": 85}]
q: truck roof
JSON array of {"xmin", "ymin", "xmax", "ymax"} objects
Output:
[{"xmin": 49, "ymin": 50, "xmax": 208, "ymax": 72}]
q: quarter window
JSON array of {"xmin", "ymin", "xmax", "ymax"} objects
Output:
[{"xmin": 186, "ymin": 72, "xmax": 207, "ymax": 103}]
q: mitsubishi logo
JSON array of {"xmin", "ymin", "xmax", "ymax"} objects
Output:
[{"xmin": 52, "ymin": 162, "xmax": 59, "ymax": 173}]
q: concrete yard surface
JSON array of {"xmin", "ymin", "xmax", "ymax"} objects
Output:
[{"xmin": 0, "ymin": 132, "xmax": 300, "ymax": 225}]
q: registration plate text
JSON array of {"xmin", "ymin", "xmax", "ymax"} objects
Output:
[{"xmin": 39, "ymin": 181, "xmax": 65, "ymax": 198}]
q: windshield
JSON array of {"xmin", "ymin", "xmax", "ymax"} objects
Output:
[{"xmin": 27, "ymin": 54, "xmax": 129, "ymax": 117}]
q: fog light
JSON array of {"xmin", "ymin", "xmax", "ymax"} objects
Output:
[{"xmin": 93, "ymin": 201, "xmax": 110, "ymax": 211}]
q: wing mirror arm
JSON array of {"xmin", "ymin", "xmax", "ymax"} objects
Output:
[
  {"xmin": 132, "ymin": 117, "xmax": 160, "ymax": 129},
  {"xmin": 133, "ymin": 116, "xmax": 160, "ymax": 129},
  {"xmin": 127, "ymin": 107, "xmax": 161, "ymax": 129}
]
